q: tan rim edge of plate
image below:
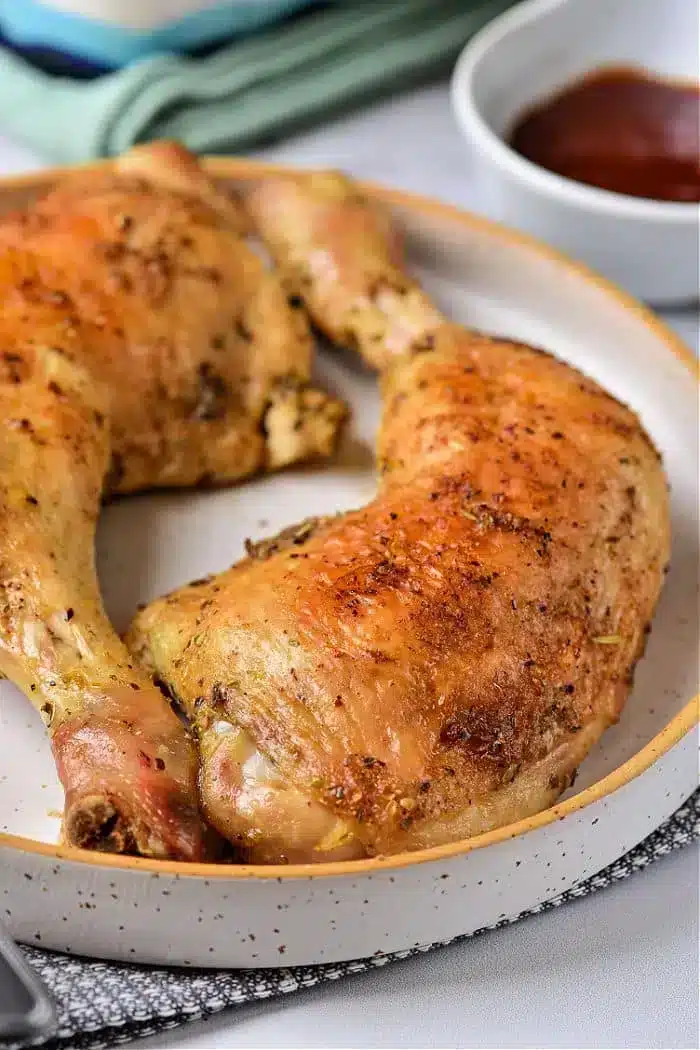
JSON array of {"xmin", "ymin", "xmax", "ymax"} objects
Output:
[{"xmin": 0, "ymin": 155, "xmax": 697, "ymax": 880}]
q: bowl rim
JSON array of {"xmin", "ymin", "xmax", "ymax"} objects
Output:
[
  {"xmin": 0, "ymin": 155, "xmax": 697, "ymax": 881},
  {"xmin": 451, "ymin": 0, "xmax": 700, "ymax": 223}
]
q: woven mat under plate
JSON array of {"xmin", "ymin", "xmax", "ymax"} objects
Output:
[{"xmin": 11, "ymin": 788, "xmax": 699, "ymax": 1050}]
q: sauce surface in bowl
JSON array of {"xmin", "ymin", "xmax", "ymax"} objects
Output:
[{"xmin": 509, "ymin": 66, "xmax": 700, "ymax": 203}]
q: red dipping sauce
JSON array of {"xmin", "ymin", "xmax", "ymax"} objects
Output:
[{"xmin": 509, "ymin": 66, "xmax": 700, "ymax": 203}]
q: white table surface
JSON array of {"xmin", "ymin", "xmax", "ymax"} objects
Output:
[{"xmin": 1, "ymin": 82, "xmax": 697, "ymax": 1050}]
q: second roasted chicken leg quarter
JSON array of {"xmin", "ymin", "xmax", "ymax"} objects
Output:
[{"xmin": 128, "ymin": 172, "xmax": 670, "ymax": 863}]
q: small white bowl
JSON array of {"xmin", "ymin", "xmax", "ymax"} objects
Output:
[{"xmin": 451, "ymin": 0, "xmax": 699, "ymax": 305}]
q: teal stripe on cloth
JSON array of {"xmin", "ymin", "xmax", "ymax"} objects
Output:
[
  {"xmin": 0, "ymin": 0, "xmax": 517, "ymax": 163},
  {"xmin": 0, "ymin": 0, "xmax": 318, "ymax": 68}
]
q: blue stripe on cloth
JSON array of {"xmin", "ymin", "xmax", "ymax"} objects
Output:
[{"xmin": 0, "ymin": 0, "xmax": 318, "ymax": 68}]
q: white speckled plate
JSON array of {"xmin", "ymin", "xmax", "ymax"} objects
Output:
[{"xmin": 0, "ymin": 160, "xmax": 697, "ymax": 967}]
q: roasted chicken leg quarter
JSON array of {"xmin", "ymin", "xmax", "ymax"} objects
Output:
[
  {"xmin": 128, "ymin": 172, "xmax": 670, "ymax": 863},
  {"xmin": 0, "ymin": 144, "xmax": 345, "ymax": 859}
]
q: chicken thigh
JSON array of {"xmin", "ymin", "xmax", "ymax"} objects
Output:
[
  {"xmin": 127, "ymin": 173, "xmax": 669, "ymax": 862},
  {"xmin": 0, "ymin": 144, "xmax": 344, "ymax": 493},
  {"xmin": 0, "ymin": 145, "xmax": 344, "ymax": 859}
]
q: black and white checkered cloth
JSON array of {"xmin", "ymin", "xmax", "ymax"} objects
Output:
[{"xmin": 13, "ymin": 789, "xmax": 700, "ymax": 1050}]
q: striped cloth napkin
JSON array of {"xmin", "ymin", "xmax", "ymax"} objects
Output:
[{"xmin": 0, "ymin": 0, "xmax": 517, "ymax": 162}]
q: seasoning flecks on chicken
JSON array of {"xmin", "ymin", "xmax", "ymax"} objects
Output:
[{"xmin": 127, "ymin": 174, "xmax": 669, "ymax": 863}]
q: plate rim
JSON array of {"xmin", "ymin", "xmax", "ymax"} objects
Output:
[{"xmin": 1, "ymin": 155, "xmax": 697, "ymax": 880}]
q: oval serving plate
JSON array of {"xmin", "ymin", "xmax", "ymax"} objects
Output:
[{"xmin": 0, "ymin": 159, "xmax": 697, "ymax": 968}]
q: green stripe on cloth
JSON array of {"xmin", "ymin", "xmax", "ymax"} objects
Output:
[{"xmin": 0, "ymin": 0, "xmax": 517, "ymax": 162}]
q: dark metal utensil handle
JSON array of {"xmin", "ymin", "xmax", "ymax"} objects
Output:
[{"xmin": 0, "ymin": 921, "xmax": 56, "ymax": 1042}]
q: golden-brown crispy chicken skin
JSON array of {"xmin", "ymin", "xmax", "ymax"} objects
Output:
[
  {"xmin": 0, "ymin": 145, "xmax": 345, "ymax": 859},
  {"xmin": 128, "ymin": 171, "xmax": 669, "ymax": 862}
]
